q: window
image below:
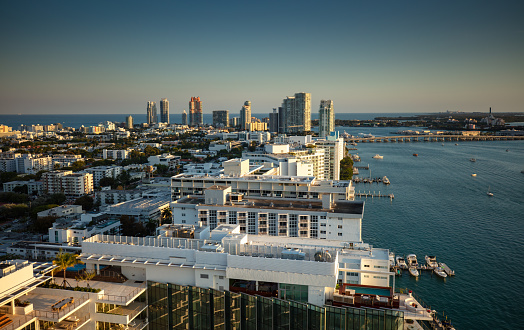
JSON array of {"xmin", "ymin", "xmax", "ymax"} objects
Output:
[
  {"xmin": 200, "ymin": 274, "xmax": 209, "ymax": 279},
  {"xmin": 363, "ymin": 275, "xmax": 369, "ymax": 278},
  {"xmin": 364, "ymin": 265, "xmax": 370, "ymax": 268},
  {"xmin": 320, "ymin": 231, "xmax": 326, "ymax": 234},
  {"xmin": 346, "ymin": 272, "xmax": 358, "ymax": 277},
  {"xmin": 338, "ymin": 233, "xmax": 342, "ymax": 236},
  {"xmin": 182, "ymin": 213, "xmax": 185, "ymax": 216},
  {"xmin": 337, "ymin": 225, "xmax": 342, "ymax": 229}
]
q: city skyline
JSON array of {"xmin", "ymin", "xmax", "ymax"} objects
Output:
[{"xmin": 1, "ymin": 1, "xmax": 523, "ymax": 115}]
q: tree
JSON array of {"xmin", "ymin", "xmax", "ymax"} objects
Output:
[
  {"xmin": 13, "ymin": 184, "xmax": 29, "ymax": 195},
  {"xmin": 99, "ymin": 177, "xmax": 117, "ymax": 188},
  {"xmin": 76, "ymin": 269, "xmax": 96, "ymax": 288},
  {"xmin": 53, "ymin": 250, "xmax": 82, "ymax": 288},
  {"xmin": 161, "ymin": 208, "xmax": 172, "ymax": 225},
  {"xmin": 71, "ymin": 161, "xmax": 86, "ymax": 172},
  {"xmin": 340, "ymin": 157, "xmax": 354, "ymax": 180},
  {"xmin": 75, "ymin": 195, "xmax": 94, "ymax": 211}
]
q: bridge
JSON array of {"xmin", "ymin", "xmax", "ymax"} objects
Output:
[{"xmin": 345, "ymin": 135, "xmax": 524, "ymax": 143}]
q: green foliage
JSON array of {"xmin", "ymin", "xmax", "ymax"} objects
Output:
[
  {"xmin": 31, "ymin": 215, "xmax": 58, "ymax": 234},
  {"xmin": 43, "ymin": 282, "xmax": 100, "ymax": 293},
  {"xmin": 0, "ymin": 192, "xmax": 29, "ymax": 203},
  {"xmin": 144, "ymin": 145, "xmax": 161, "ymax": 157},
  {"xmin": 0, "ymin": 203, "xmax": 29, "ymax": 219},
  {"xmin": 120, "ymin": 215, "xmax": 147, "ymax": 236},
  {"xmin": 340, "ymin": 156, "xmax": 354, "ymax": 180},
  {"xmin": 0, "ymin": 172, "xmax": 19, "ymax": 184},
  {"xmin": 74, "ymin": 195, "xmax": 94, "ymax": 211},
  {"xmin": 53, "ymin": 250, "xmax": 82, "ymax": 288},
  {"xmin": 71, "ymin": 161, "xmax": 86, "ymax": 172},
  {"xmin": 12, "ymin": 184, "xmax": 29, "ymax": 194},
  {"xmin": 98, "ymin": 177, "xmax": 117, "ymax": 188}
]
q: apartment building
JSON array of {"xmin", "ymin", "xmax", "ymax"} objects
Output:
[
  {"xmin": 61, "ymin": 173, "xmax": 94, "ymax": 197},
  {"xmin": 102, "ymin": 149, "xmax": 129, "ymax": 160},
  {"xmin": 2, "ymin": 180, "xmax": 44, "ymax": 195},
  {"xmin": 84, "ymin": 166, "xmax": 122, "ymax": 187}
]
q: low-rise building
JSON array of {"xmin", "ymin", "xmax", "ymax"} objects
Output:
[
  {"xmin": 102, "ymin": 149, "xmax": 129, "ymax": 160},
  {"xmin": 48, "ymin": 214, "xmax": 120, "ymax": 245},
  {"xmin": 2, "ymin": 180, "xmax": 44, "ymax": 195},
  {"xmin": 84, "ymin": 165, "xmax": 122, "ymax": 186},
  {"xmin": 105, "ymin": 197, "xmax": 171, "ymax": 223}
]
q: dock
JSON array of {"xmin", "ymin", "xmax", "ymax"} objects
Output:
[
  {"xmin": 354, "ymin": 165, "xmax": 369, "ymax": 170},
  {"xmin": 355, "ymin": 191, "xmax": 394, "ymax": 199},
  {"xmin": 439, "ymin": 263, "xmax": 455, "ymax": 276},
  {"xmin": 353, "ymin": 177, "xmax": 390, "ymax": 184}
]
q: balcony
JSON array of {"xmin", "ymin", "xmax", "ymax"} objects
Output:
[{"xmin": 96, "ymin": 301, "xmax": 147, "ymax": 325}]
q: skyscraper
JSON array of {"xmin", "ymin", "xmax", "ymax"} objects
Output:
[
  {"xmin": 160, "ymin": 98, "xmax": 170, "ymax": 124},
  {"xmin": 280, "ymin": 92, "xmax": 311, "ymax": 133},
  {"xmin": 269, "ymin": 108, "xmax": 279, "ymax": 133},
  {"xmin": 240, "ymin": 101, "xmax": 251, "ymax": 131},
  {"xmin": 189, "ymin": 97, "xmax": 203, "ymax": 126},
  {"xmin": 182, "ymin": 110, "xmax": 188, "ymax": 126},
  {"xmin": 213, "ymin": 110, "xmax": 229, "ymax": 128},
  {"xmin": 318, "ymin": 100, "xmax": 334, "ymax": 138},
  {"xmin": 147, "ymin": 101, "xmax": 157, "ymax": 125},
  {"xmin": 126, "ymin": 115, "xmax": 133, "ymax": 129}
]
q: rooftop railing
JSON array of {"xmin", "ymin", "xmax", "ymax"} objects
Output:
[
  {"xmin": 97, "ymin": 282, "xmax": 146, "ymax": 304},
  {"xmin": 32, "ymin": 295, "xmax": 88, "ymax": 321}
]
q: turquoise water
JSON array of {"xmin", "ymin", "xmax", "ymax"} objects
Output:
[
  {"xmin": 348, "ymin": 128, "xmax": 523, "ymax": 329},
  {"xmin": 66, "ymin": 264, "xmax": 86, "ymax": 272},
  {"xmin": 351, "ymin": 286, "xmax": 391, "ymax": 297}
]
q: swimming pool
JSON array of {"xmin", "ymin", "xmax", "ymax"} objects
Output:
[
  {"xmin": 352, "ymin": 287, "xmax": 391, "ymax": 296},
  {"xmin": 67, "ymin": 264, "xmax": 86, "ymax": 272}
]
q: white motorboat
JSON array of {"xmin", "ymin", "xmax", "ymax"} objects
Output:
[
  {"xmin": 408, "ymin": 267, "xmax": 419, "ymax": 277},
  {"xmin": 487, "ymin": 186, "xmax": 493, "ymax": 197},
  {"xmin": 471, "ymin": 174, "xmax": 477, "ymax": 177},
  {"xmin": 389, "ymin": 252, "xmax": 396, "ymax": 268},
  {"xmin": 396, "ymin": 256, "xmax": 407, "ymax": 269},
  {"xmin": 372, "ymin": 154, "xmax": 383, "ymax": 159},
  {"xmin": 382, "ymin": 176, "xmax": 390, "ymax": 185},
  {"xmin": 406, "ymin": 254, "xmax": 419, "ymax": 277},
  {"xmin": 425, "ymin": 255, "xmax": 438, "ymax": 269},
  {"xmin": 470, "ymin": 158, "xmax": 476, "ymax": 162},
  {"xmin": 434, "ymin": 266, "xmax": 447, "ymax": 278}
]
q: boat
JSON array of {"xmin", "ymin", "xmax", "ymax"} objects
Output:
[
  {"xmin": 382, "ymin": 176, "xmax": 390, "ymax": 185},
  {"xmin": 455, "ymin": 143, "xmax": 458, "ymax": 146},
  {"xmin": 425, "ymin": 255, "xmax": 438, "ymax": 269},
  {"xmin": 372, "ymin": 154, "xmax": 383, "ymax": 159},
  {"xmin": 389, "ymin": 252, "xmax": 396, "ymax": 268},
  {"xmin": 413, "ymin": 153, "xmax": 418, "ymax": 157},
  {"xmin": 433, "ymin": 266, "xmax": 447, "ymax": 278},
  {"xmin": 396, "ymin": 256, "xmax": 407, "ymax": 269},
  {"xmin": 487, "ymin": 186, "xmax": 493, "ymax": 197},
  {"xmin": 471, "ymin": 174, "xmax": 477, "ymax": 177},
  {"xmin": 406, "ymin": 254, "xmax": 419, "ymax": 277},
  {"xmin": 470, "ymin": 158, "xmax": 476, "ymax": 162}
]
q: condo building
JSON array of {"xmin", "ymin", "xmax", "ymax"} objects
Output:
[
  {"xmin": 239, "ymin": 101, "xmax": 251, "ymax": 131},
  {"xmin": 189, "ymin": 97, "xmax": 203, "ymax": 126},
  {"xmin": 319, "ymin": 99, "xmax": 335, "ymax": 138},
  {"xmin": 213, "ymin": 110, "xmax": 229, "ymax": 128},
  {"xmin": 126, "ymin": 115, "xmax": 133, "ymax": 129},
  {"xmin": 147, "ymin": 101, "xmax": 157, "ymax": 125},
  {"xmin": 159, "ymin": 98, "xmax": 169, "ymax": 124},
  {"xmin": 281, "ymin": 92, "xmax": 311, "ymax": 133}
]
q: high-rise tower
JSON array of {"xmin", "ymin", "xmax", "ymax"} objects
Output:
[
  {"xmin": 269, "ymin": 108, "xmax": 279, "ymax": 133},
  {"xmin": 318, "ymin": 100, "xmax": 334, "ymax": 138},
  {"xmin": 160, "ymin": 98, "xmax": 170, "ymax": 124},
  {"xmin": 126, "ymin": 115, "xmax": 133, "ymax": 129},
  {"xmin": 240, "ymin": 101, "xmax": 251, "ymax": 131},
  {"xmin": 182, "ymin": 110, "xmax": 188, "ymax": 126},
  {"xmin": 189, "ymin": 97, "xmax": 203, "ymax": 126},
  {"xmin": 281, "ymin": 92, "xmax": 311, "ymax": 133},
  {"xmin": 147, "ymin": 101, "xmax": 157, "ymax": 125}
]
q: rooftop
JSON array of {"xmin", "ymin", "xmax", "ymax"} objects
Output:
[{"xmin": 107, "ymin": 197, "xmax": 170, "ymax": 213}]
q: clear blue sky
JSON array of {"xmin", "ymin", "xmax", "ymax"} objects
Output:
[{"xmin": 1, "ymin": 0, "xmax": 523, "ymax": 115}]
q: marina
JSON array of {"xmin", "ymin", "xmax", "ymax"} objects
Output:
[
  {"xmin": 355, "ymin": 191, "xmax": 394, "ymax": 199},
  {"xmin": 390, "ymin": 255, "xmax": 456, "ymax": 278},
  {"xmin": 353, "ymin": 176, "xmax": 391, "ymax": 184}
]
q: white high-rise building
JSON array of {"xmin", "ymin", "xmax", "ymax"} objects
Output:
[
  {"xmin": 147, "ymin": 101, "xmax": 157, "ymax": 125},
  {"xmin": 319, "ymin": 99, "xmax": 334, "ymax": 138},
  {"xmin": 315, "ymin": 132, "xmax": 345, "ymax": 181},
  {"xmin": 240, "ymin": 101, "xmax": 251, "ymax": 130}
]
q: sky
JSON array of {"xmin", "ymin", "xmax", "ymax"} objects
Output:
[{"xmin": 1, "ymin": 0, "xmax": 523, "ymax": 115}]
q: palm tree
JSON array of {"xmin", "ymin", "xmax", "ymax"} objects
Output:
[
  {"xmin": 161, "ymin": 207, "xmax": 172, "ymax": 225},
  {"xmin": 53, "ymin": 249, "xmax": 82, "ymax": 289}
]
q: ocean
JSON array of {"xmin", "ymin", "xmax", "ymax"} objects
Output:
[
  {"xmin": 343, "ymin": 127, "xmax": 523, "ymax": 329},
  {"xmin": 1, "ymin": 115, "xmax": 522, "ymax": 328}
]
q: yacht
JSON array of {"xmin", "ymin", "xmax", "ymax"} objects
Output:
[
  {"xmin": 471, "ymin": 174, "xmax": 477, "ymax": 177},
  {"xmin": 487, "ymin": 186, "xmax": 493, "ymax": 197},
  {"xmin": 433, "ymin": 266, "xmax": 447, "ymax": 278},
  {"xmin": 406, "ymin": 254, "xmax": 419, "ymax": 277},
  {"xmin": 396, "ymin": 256, "xmax": 407, "ymax": 269},
  {"xmin": 389, "ymin": 252, "xmax": 396, "ymax": 268},
  {"xmin": 470, "ymin": 158, "xmax": 476, "ymax": 162},
  {"xmin": 425, "ymin": 255, "xmax": 438, "ymax": 269},
  {"xmin": 372, "ymin": 154, "xmax": 383, "ymax": 159},
  {"xmin": 382, "ymin": 176, "xmax": 390, "ymax": 185}
]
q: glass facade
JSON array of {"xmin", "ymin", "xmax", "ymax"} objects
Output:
[{"xmin": 148, "ymin": 281, "xmax": 404, "ymax": 330}]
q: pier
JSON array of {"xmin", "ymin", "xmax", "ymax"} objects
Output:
[
  {"xmin": 353, "ymin": 177, "xmax": 390, "ymax": 184},
  {"xmin": 345, "ymin": 134, "xmax": 524, "ymax": 143},
  {"xmin": 355, "ymin": 191, "xmax": 394, "ymax": 199}
]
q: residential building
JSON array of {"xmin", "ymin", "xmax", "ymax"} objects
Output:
[
  {"xmin": 147, "ymin": 154, "xmax": 180, "ymax": 170},
  {"xmin": 147, "ymin": 101, "xmax": 157, "ymax": 125},
  {"xmin": 189, "ymin": 97, "xmax": 203, "ymax": 126},
  {"xmin": 319, "ymin": 99, "xmax": 334, "ymax": 138},
  {"xmin": 49, "ymin": 216, "xmax": 120, "ymax": 245},
  {"xmin": 171, "ymin": 159, "xmax": 354, "ymax": 201},
  {"xmin": 315, "ymin": 132, "xmax": 345, "ymax": 181},
  {"xmin": 181, "ymin": 109, "xmax": 188, "ymax": 125},
  {"xmin": 126, "ymin": 115, "xmax": 133, "ymax": 129},
  {"xmin": 160, "ymin": 98, "xmax": 169, "ymax": 124},
  {"xmin": 2, "ymin": 180, "xmax": 44, "ymax": 195},
  {"xmin": 37, "ymin": 205, "xmax": 84, "ymax": 219},
  {"xmin": 52, "ymin": 154, "xmax": 83, "ymax": 168},
  {"xmin": 84, "ymin": 166, "xmax": 123, "ymax": 187},
  {"xmin": 95, "ymin": 187, "xmax": 143, "ymax": 206},
  {"xmin": 173, "ymin": 185, "xmax": 364, "ymax": 241},
  {"xmin": 182, "ymin": 162, "xmax": 222, "ymax": 176},
  {"xmin": 269, "ymin": 108, "xmax": 279, "ymax": 132},
  {"xmin": 102, "ymin": 149, "xmax": 129, "ymax": 160},
  {"xmin": 247, "ymin": 121, "xmax": 267, "ymax": 132},
  {"xmin": 15, "ymin": 154, "xmax": 53, "ymax": 174},
  {"xmin": 6, "ymin": 242, "xmax": 81, "ymax": 260},
  {"xmin": 229, "ymin": 117, "xmax": 239, "ymax": 127},
  {"xmin": 240, "ymin": 101, "xmax": 251, "ymax": 130},
  {"xmin": 42, "ymin": 170, "xmax": 73, "ymax": 194},
  {"xmin": 213, "ymin": 110, "xmax": 229, "ymax": 128},
  {"xmin": 61, "ymin": 172, "xmax": 93, "ymax": 197},
  {"xmin": 281, "ymin": 92, "xmax": 311, "ymax": 133}
]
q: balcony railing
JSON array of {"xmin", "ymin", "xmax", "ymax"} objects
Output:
[
  {"xmin": 32, "ymin": 296, "xmax": 88, "ymax": 321},
  {"xmin": 97, "ymin": 282, "xmax": 146, "ymax": 304},
  {"xmin": 0, "ymin": 314, "xmax": 36, "ymax": 330}
]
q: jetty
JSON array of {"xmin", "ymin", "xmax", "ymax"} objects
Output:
[
  {"xmin": 439, "ymin": 263, "xmax": 455, "ymax": 276},
  {"xmin": 353, "ymin": 177, "xmax": 390, "ymax": 184},
  {"xmin": 355, "ymin": 191, "xmax": 394, "ymax": 199},
  {"xmin": 344, "ymin": 134, "xmax": 524, "ymax": 143}
]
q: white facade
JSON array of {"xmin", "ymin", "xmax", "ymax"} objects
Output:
[
  {"xmin": 61, "ymin": 172, "xmax": 94, "ymax": 197},
  {"xmin": 147, "ymin": 154, "xmax": 180, "ymax": 170},
  {"xmin": 314, "ymin": 133, "xmax": 345, "ymax": 181},
  {"xmin": 84, "ymin": 166, "xmax": 122, "ymax": 186},
  {"xmin": 37, "ymin": 205, "xmax": 84, "ymax": 218},
  {"xmin": 3, "ymin": 180, "xmax": 44, "ymax": 195},
  {"xmin": 49, "ymin": 217, "xmax": 121, "ymax": 245},
  {"xmin": 102, "ymin": 149, "xmax": 129, "ymax": 160},
  {"xmin": 319, "ymin": 99, "xmax": 335, "ymax": 138}
]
